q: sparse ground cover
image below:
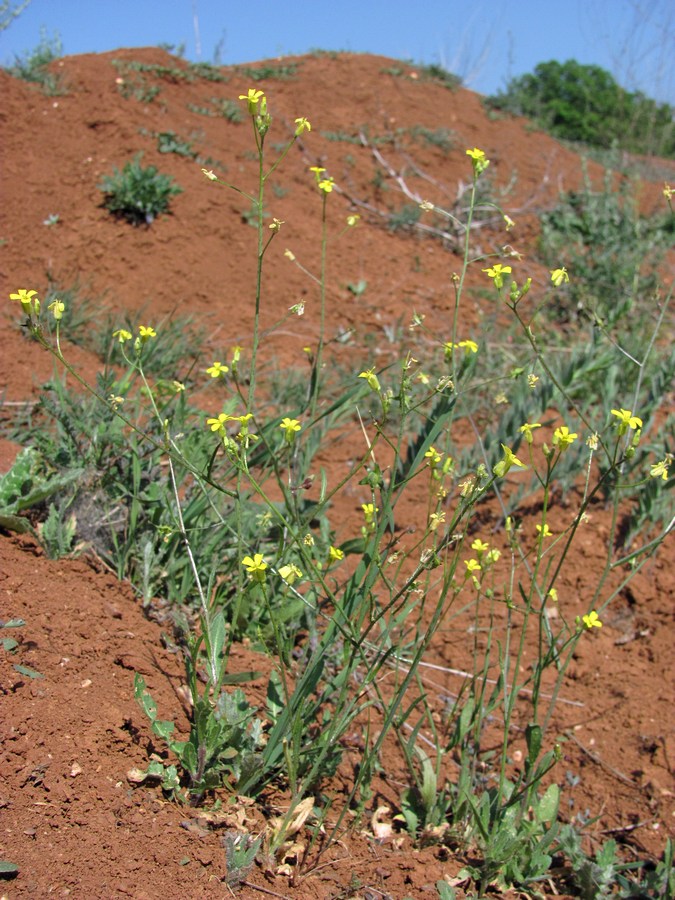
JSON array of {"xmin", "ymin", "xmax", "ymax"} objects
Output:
[{"xmin": 0, "ymin": 48, "xmax": 673, "ymax": 899}]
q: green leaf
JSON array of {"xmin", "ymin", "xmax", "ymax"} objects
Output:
[
  {"xmin": 0, "ymin": 860, "xmax": 19, "ymax": 875},
  {"xmin": 2, "ymin": 638, "xmax": 18, "ymax": 652},
  {"xmin": 134, "ymin": 673, "xmax": 157, "ymax": 721},
  {"xmin": 0, "ymin": 512, "xmax": 35, "ymax": 535},
  {"xmin": 13, "ymin": 664, "xmax": 43, "ymax": 679},
  {"xmin": 151, "ymin": 719, "xmax": 175, "ymax": 741},
  {"xmin": 525, "ymin": 723, "xmax": 542, "ymax": 768},
  {"xmin": 221, "ymin": 670, "xmax": 263, "ymax": 685},
  {"xmin": 537, "ymin": 783, "xmax": 560, "ymax": 824},
  {"xmin": 1, "ymin": 619, "xmax": 25, "ymax": 628},
  {"xmin": 207, "ymin": 609, "xmax": 226, "ymax": 683}
]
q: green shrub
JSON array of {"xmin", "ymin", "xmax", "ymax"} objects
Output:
[
  {"xmin": 487, "ymin": 59, "xmax": 675, "ymax": 157},
  {"xmin": 99, "ymin": 156, "xmax": 182, "ymax": 225}
]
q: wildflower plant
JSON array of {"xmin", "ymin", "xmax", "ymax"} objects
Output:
[{"xmin": 9, "ymin": 88, "xmax": 674, "ymax": 894}]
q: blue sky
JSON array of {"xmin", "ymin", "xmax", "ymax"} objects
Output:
[{"xmin": 1, "ymin": 0, "xmax": 673, "ymax": 104}]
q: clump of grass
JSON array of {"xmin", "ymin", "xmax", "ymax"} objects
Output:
[{"xmin": 6, "ymin": 28, "xmax": 66, "ymax": 95}]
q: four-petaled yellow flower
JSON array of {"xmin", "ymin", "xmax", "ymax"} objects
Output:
[
  {"xmin": 318, "ymin": 178, "xmax": 335, "ymax": 193},
  {"xmin": 519, "ymin": 422, "xmax": 541, "ymax": 444},
  {"xmin": 328, "ymin": 545, "xmax": 345, "ymax": 562},
  {"xmin": 550, "ymin": 267, "xmax": 569, "ymax": 287},
  {"xmin": 239, "ymin": 88, "xmax": 265, "ymax": 115},
  {"xmin": 582, "ymin": 610, "xmax": 602, "ymax": 630},
  {"xmin": 424, "ymin": 446, "xmax": 443, "ymax": 467},
  {"xmin": 279, "ymin": 563, "xmax": 302, "ymax": 584},
  {"xmin": 138, "ymin": 325, "xmax": 156, "ymax": 341},
  {"xmin": 482, "ymin": 263, "xmax": 512, "ymax": 289},
  {"xmin": 48, "ymin": 299, "xmax": 65, "ymax": 320},
  {"xmin": 466, "ymin": 147, "xmax": 490, "ymax": 176},
  {"xmin": 471, "ymin": 538, "xmax": 489, "ymax": 556},
  {"xmin": 552, "ymin": 425, "xmax": 578, "ymax": 451},
  {"xmin": 536, "ymin": 523, "xmax": 553, "ymax": 538},
  {"xmin": 207, "ymin": 412, "xmax": 229, "ymax": 433},
  {"xmin": 280, "ymin": 417, "xmax": 301, "ymax": 442},
  {"xmin": 358, "ymin": 368, "xmax": 380, "ymax": 392},
  {"xmin": 10, "ymin": 288, "xmax": 38, "ymax": 315},
  {"xmin": 242, "ymin": 553, "xmax": 267, "ymax": 583},
  {"xmin": 493, "ymin": 444, "xmax": 527, "ymax": 477},
  {"xmin": 464, "ymin": 558, "xmax": 482, "ymax": 573},
  {"xmin": 294, "ymin": 117, "xmax": 311, "ymax": 135},
  {"xmin": 611, "ymin": 408, "xmax": 643, "ymax": 433},
  {"xmin": 113, "ymin": 328, "xmax": 132, "ymax": 343},
  {"xmin": 206, "ymin": 361, "xmax": 228, "ymax": 378}
]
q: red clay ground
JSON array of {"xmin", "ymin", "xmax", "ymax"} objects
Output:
[{"xmin": 1, "ymin": 49, "xmax": 674, "ymax": 898}]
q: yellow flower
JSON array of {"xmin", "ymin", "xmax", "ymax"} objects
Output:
[
  {"xmin": 664, "ymin": 183, "xmax": 673, "ymax": 201},
  {"xmin": 503, "ymin": 214, "xmax": 515, "ymax": 231},
  {"xmin": 239, "ymin": 88, "xmax": 265, "ymax": 114},
  {"xmin": 482, "ymin": 263, "xmax": 512, "ymax": 289},
  {"xmin": 284, "ymin": 248, "xmax": 296, "ymax": 261},
  {"xmin": 466, "ymin": 147, "xmax": 490, "ymax": 176},
  {"xmin": 206, "ymin": 361, "xmax": 228, "ymax": 378},
  {"xmin": 548, "ymin": 587, "xmax": 558, "ymax": 602},
  {"xmin": 309, "ymin": 166, "xmax": 325, "ymax": 176},
  {"xmin": 294, "ymin": 116, "xmax": 311, "ymax": 135},
  {"xmin": 519, "ymin": 422, "xmax": 541, "ymax": 444},
  {"xmin": 527, "ymin": 374, "xmax": 539, "ymax": 389},
  {"xmin": 464, "ymin": 558, "xmax": 482, "ymax": 574},
  {"xmin": 113, "ymin": 328, "xmax": 132, "ymax": 343},
  {"xmin": 242, "ymin": 553, "xmax": 267, "ymax": 583},
  {"xmin": 358, "ymin": 368, "xmax": 380, "ymax": 392},
  {"xmin": 138, "ymin": 325, "xmax": 156, "ymax": 341},
  {"xmin": 48, "ymin": 299, "xmax": 65, "ymax": 320},
  {"xmin": 346, "ymin": 214, "xmax": 360, "ymax": 227},
  {"xmin": 424, "ymin": 446, "xmax": 443, "ymax": 467},
  {"xmin": 328, "ymin": 545, "xmax": 345, "ymax": 562},
  {"xmin": 201, "ymin": 168, "xmax": 217, "ymax": 181},
  {"xmin": 550, "ymin": 267, "xmax": 569, "ymax": 287},
  {"xmin": 552, "ymin": 425, "xmax": 578, "ymax": 451},
  {"xmin": 279, "ymin": 563, "xmax": 303, "ymax": 584},
  {"xmin": 206, "ymin": 412, "xmax": 229, "ymax": 433},
  {"xmin": 457, "ymin": 339, "xmax": 479, "ymax": 354},
  {"xmin": 318, "ymin": 177, "xmax": 335, "ymax": 193},
  {"xmin": 429, "ymin": 511, "xmax": 445, "ymax": 531},
  {"xmin": 486, "ymin": 548, "xmax": 501, "ymax": 564},
  {"xmin": 10, "ymin": 288, "xmax": 38, "ymax": 316},
  {"xmin": 650, "ymin": 456, "xmax": 671, "ymax": 481},
  {"xmin": 280, "ymin": 417, "xmax": 301, "ymax": 442},
  {"xmin": 361, "ymin": 502, "xmax": 378, "ymax": 523},
  {"xmin": 471, "ymin": 538, "xmax": 489, "ymax": 556},
  {"xmin": 582, "ymin": 610, "xmax": 602, "ymax": 630},
  {"xmin": 611, "ymin": 408, "xmax": 643, "ymax": 433},
  {"xmin": 536, "ymin": 523, "xmax": 553, "ymax": 538},
  {"xmin": 493, "ymin": 444, "xmax": 527, "ymax": 477}
]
